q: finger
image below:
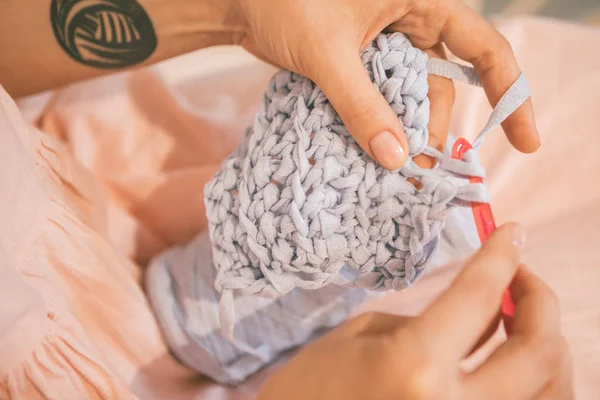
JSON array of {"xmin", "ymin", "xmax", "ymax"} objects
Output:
[
  {"xmin": 509, "ymin": 266, "xmax": 561, "ymax": 336},
  {"xmin": 414, "ymin": 45, "xmax": 455, "ymax": 169},
  {"xmin": 311, "ymin": 46, "xmax": 409, "ymax": 170},
  {"xmin": 466, "ymin": 311, "xmax": 501, "ymax": 358},
  {"xmin": 408, "ymin": 223, "xmax": 526, "ymax": 361},
  {"xmin": 464, "ymin": 267, "xmax": 564, "ymax": 400},
  {"xmin": 537, "ymin": 346, "xmax": 574, "ymax": 400},
  {"xmin": 440, "ymin": 2, "xmax": 540, "ymax": 153}
]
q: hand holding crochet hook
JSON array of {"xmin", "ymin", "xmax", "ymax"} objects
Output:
[{"xmin": 259, "ymin": 224, "xmax": 573, "ymax": 400}]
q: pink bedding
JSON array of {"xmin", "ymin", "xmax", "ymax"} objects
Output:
[{"xmin": 1, "ymin": 16, "xmax": 598, "ymax": 400}]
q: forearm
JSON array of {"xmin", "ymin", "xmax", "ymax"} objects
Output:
[{"xmin": 0, "ymin": 0, "xmax": 245, "ymax": 98}]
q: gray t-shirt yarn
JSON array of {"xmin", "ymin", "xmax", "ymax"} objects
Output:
[{"xmin": 204, "ymin": 33, "xmax": 530, "ymax": 349}]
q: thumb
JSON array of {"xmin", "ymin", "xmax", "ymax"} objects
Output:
[{"xmin": 311, "ymin": 49, "xmax": 409, "ymax": 170}]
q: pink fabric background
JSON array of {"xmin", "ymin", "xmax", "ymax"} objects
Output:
[{"xmin": 0, "ymin": 16, "xmax": 598, "ymax": 399}]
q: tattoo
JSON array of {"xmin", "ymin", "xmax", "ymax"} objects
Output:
[{"xmin": 50, "ymin": 0, "xmax": 157, "ymax": 69}]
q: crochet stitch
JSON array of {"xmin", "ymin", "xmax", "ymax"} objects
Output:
[{"xmin": 204, "ymin": 33, "xmax": 530, "ymax": 351}]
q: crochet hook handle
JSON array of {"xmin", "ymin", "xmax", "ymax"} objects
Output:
[{"xmin": 450, "ymin": 138, "xmax": 515, "ymax": 318}]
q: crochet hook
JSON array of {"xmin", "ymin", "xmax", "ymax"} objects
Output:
[{"xmin": 450, "ymin": 138, "xmax": 515, "ymax": 319}]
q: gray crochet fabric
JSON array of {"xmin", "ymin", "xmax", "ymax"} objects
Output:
[
  {"xmin": 204, "ymin": 32, "xmax": 530, "ymax": 354},
  {"xmin": 145, "ymin": 187, "xmax": 480, "ymax": 384}
]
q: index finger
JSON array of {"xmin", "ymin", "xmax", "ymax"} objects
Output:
[
  {"xmin": 506, "ymin": 266, "xmax": 561, "ymax": 336},
  {"xmin": 408, "ymin": 223, "xmax": 525, "ymax": 361},
  {"xmin": 441, "ymin": 2, "xmax": 540, "ymax": 153},
  {"xmin": 464, "ymin": 267, "xmax": 564, "ymax": 400}
]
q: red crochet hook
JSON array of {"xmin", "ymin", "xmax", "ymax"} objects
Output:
[{"xmin": 450, "ymin": 138, "xmax": 515, "ymax": 318}]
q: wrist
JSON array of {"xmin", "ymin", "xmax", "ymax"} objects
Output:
[{"xmin": 144, "ymin": 0, "xmax": 247, "ymax": 56}]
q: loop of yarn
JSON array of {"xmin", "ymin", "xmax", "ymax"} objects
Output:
[{"xmin": 205, "ymin": 33, "xmax": 488, "ymax": 301}]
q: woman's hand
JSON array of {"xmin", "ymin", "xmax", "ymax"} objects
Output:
[
  {"xmin": 258, "ymin": 224, "xmax": 573, "ymax": 400},
  {"xmin": 234, "ymin": 0, "xmax": 540, "ymax": 169}
]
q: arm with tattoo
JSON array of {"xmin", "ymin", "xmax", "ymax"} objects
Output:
[{"xmin": 0, "ymin": 0, "xmax": 244, "ymax": 97}]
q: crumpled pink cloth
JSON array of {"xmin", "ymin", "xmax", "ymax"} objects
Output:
[{"xmin": 0, "ymin": 16, "xmax": 599, "ymax": 400}]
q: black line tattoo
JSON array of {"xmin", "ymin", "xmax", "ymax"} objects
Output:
[{"xmin": 50, "ymin": 0, "xmax": 157, "ymax": 69}]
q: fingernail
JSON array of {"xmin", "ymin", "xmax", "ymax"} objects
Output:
[
  {"xmin": 512, "ymin": 224, "xmax": 527, "ymax": 250},
  {"xmin": 370, "ymin": 131, "xmax": 406, "ymax": 170}
]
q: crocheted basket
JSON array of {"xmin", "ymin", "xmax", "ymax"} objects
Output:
[{"xmin": 204, "ymin": 33, "xmax": 528, "ymax": 304}]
